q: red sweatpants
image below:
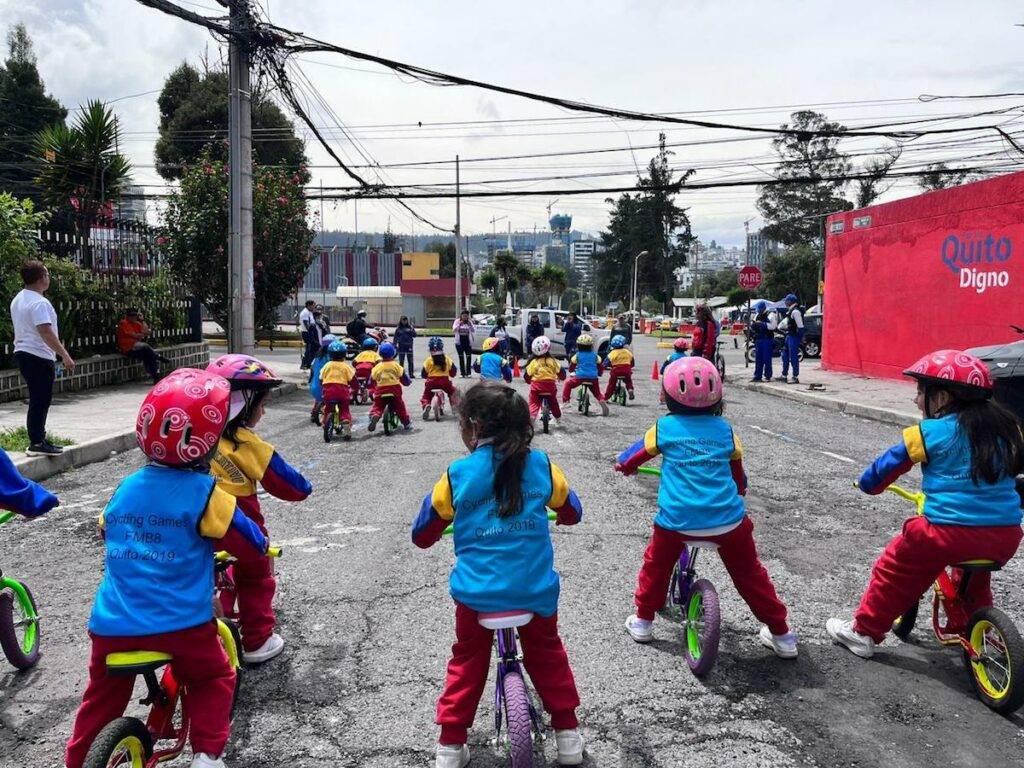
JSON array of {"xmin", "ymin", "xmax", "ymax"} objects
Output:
[
  {"xmin": 369, "ymin": 383, "xmax": 411, "ymax": 424},
  {"xmin": 561, "ymin": 376, "xmax": 603, "ymax": 403},
  {"xmin": 437, "ymin": 602, "xmax": 580, "ymax": 745},
  {"xmin": 321, "ymin": 383, "xmax": 352, "ymax": 423},
  {"xmin": 853, "ymin": 516, "xmax": 1023, "ymax": 643},
  {"xmin": 603, "ymin": 366, "xmax": 634, "ymax": 400},
  {"xmin": 420, "ymin": 377, "xmax": 458, "ymax": 408},
  {"xmin": 635, "ymin": 519, "xmax": 790, "ymax": 635},
  {"xmin": 528, "ymin": 380, "xmax": 561, "ymax": 419},
  {"xmin": 218, "ymin": 500, "xmax": 274, "ymax": 652},
  {"xmin": 65, "ymin": 622, "xmax": 235, "ymax": 768}
]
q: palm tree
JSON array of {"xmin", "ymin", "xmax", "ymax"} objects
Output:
[
  {"xmin": 479, "ymin": 268, "xmax": 499, "ymax": 297},
  {"xmin": 35, "ymin": 100, "xmax": 131, "ymax": 258},
  {"xmin": 544, "ymin": 264, "xmax": 568, "ymax": 309},
  {"xmin": 528, "ymin": 266, "xmax": 549, "ymax": 307},
  {"xmin": 492, "ymin": 250, "xmax": 522, "ymax": 311}
]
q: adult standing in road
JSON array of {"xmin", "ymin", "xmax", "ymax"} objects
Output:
[
  {"xmin": 778, "ymin": 293, "xmax": 805, "ymax": 385},
  {"xmin": 610, "ymin": 314, "xmax": 633, "ymax": 347},
  {"xmin": 563, "ymin": 311, "xmax": 583, "ymax": 359},
  {"xmin": 10, "ymin": 260, "xmax": 75, "ymax": 456},
  {"xmin": 690, "ymin": 304, "xmax": 719, "ymax": 362},
  {"xmin": 394, "ymin": 315, "xmax": 417, "ymax": 379},
  {"xmin": 452, "ymin": 310, "xmax": 475, "ymax": 377},
  {"xmin": 489, "ymin": 315, "xmax": 509, "ymax": 357},
  {"xmin": 525, "ymin": 313, "xmax": 545, "ymax": 356},
  {"xmin": 298, "ymin": 300, "xmax": 317, "ymax": 370},
  {"xmin": 116, "ymin": 308, "xmax": 170, "ymax": 384},
  {"xmin": 750, "ymin": 300, "xmax": 778, "ymax": 383},
  {"xmin": 314, "ymin": 305, "xmax": 331, "ymax": 340}
]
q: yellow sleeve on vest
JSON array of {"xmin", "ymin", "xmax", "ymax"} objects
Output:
[
  {"xmin": 432, "ymin": 473, "xmax": 455, "ymax": 521},
  {"xmin": 198, "ymin": 485, "xmax": 237, "ymax": 539},
  {"xmin": 731, "ymin": 431, "xmax": 744, "ymax": 460},
  {"xmin": 548, "ymin": 461, "xmax": 570, "ymax": 508},
  {"xmin": 902, "ymin": 425, "xmax": 927, "ymax": 464}
]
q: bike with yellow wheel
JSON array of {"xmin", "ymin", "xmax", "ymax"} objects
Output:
[{"xmin": 884, "ymin": 483, "xmax": 1024, "ymax": 714}]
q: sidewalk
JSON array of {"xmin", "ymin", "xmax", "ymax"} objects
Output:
[
  {"xmin": 3, "ymin": 348, "xmax": 308, "ymax": 481},
  {"xmin": 730, "ymin": 362, "xmax": 919, "ymax": 427}
]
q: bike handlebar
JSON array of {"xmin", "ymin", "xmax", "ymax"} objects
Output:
[
  {"xmin": 442, "ymin": 510, "xmax": 558, "ymax": 537},
  {"xmin": 215, "ymin": 546, "xmax": 282, "ymax": 563},
  {"xmin": 637, "ymin": 466, "xmax": 662, "ymax": 477},
  {"xmin": 0, "ymin": 511, "xmax": 15, "ymax": 526},
  {"xmin": 852, "ymin": 480, "xmax": 925, "ymax": 514}
]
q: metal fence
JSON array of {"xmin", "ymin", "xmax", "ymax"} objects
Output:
[{"xmin": 37, "ymin": 213, "xmax": 166, "ymax": 276}]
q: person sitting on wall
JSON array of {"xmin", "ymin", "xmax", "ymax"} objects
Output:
[{"xmin": 116, "ymin": 308, "xmax": 170, "ymax": 384}]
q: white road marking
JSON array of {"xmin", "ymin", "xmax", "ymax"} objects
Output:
[
  {"xmin": 748, "ymin": 424, "xmax": 857, "ymax": 465},
  {"xmin": 820, "ymin": 450, "xmax": 857, "ymax": 464}
]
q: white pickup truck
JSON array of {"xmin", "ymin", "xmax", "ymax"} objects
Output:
[{"xmin": 475, "ymin": 308, "xmax": 609, "ymax": 359}]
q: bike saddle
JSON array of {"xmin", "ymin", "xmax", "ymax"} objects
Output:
[
  {"xmin": 105, "ymin": 650, "xmax": 172, "ymax": 677},
  {"xmin": 955, "ymin": 559, "xmax": 1002, "ymax": 572},
  {"xmin": 687, "ymin": 541, "xmax": 720, "ymax": 551},
  {"xmin": 478, "ymin": 611, "xmax": 534, "ymax": 630}
]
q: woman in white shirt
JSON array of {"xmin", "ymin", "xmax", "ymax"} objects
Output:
[{"xmin": 10, "ymin": 260, "xmax": 75, "ymax": 456}]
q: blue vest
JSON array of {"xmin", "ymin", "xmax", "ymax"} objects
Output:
[
  {"xmin": 920, "ymin": 415, "xmax": 1022, "ymax": 527},
  {"xmin": 479, "ymin": 351, "xmax": 506, "ymax": 380},
  {"xmin": 574, "ymin": 350, "xmax": 599, "ymax": 380},
  {"xmin": 652, "ymin": 414, "xmax": 746, "ymax": 532},
  {"xmin": 449, "ymin": 446, "xmax": 560, "ymax": 616},
  {"xmin": 310, "ymin": 354, "xmax": 326, "ymax": 400},
  {"xmin": 90, "ymin": 465, "xmax": 216, "ymax": 637}
]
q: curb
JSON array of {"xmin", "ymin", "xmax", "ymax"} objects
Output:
[
  {"xmin": 12, "ymin": 382, "xmax": 301, "ymax": 483},
  {"xmin": 730, "ymin": 378, "xmax": 918, "ymax": 428}
]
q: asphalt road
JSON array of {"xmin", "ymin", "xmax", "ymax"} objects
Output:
[{"xmin": 2, "ymin": 336, "xmax": 1022, "ymax": 768}]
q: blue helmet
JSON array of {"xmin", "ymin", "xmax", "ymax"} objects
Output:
[
  {"xmin": 428, "ymin": 336, "xmax": 444, "ymax": 352},
  {"xmin": 361, "ymin": 337, "xmax": 378, "ymax": 349},
  {"xmin": 321, "ymin": 334, "xmax": 337, "ymax": 346},
  {"xmin": 610, "ymin": 336, "xmax": 627, "ymax": 349},
  {"xmin": 784, "ymin": 293, "xmax": 798, "ymax": 305},
  {"xmin": 328, "ymin": 340, "xmax": 346, "ymax": 354},
  {"xmin": 754, "ymin": 300, "xmax": 767, "ymax": 313},
  {"xmin": 379, "ymin": 342, "xmax": 397, "ymax": 360}
]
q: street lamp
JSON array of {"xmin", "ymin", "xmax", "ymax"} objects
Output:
[{"xmin": 631, "ymin": 250, "xmax": 648, "ymax": 330}]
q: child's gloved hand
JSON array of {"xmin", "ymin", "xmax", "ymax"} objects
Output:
[{"xmin": 614, "ymin": 462, "xmax": 635, "ymax": 476}]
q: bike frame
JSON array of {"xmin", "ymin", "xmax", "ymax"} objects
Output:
[{"xmin": 492, "ymin": 627, "xmax": 542, "ymax": 742}]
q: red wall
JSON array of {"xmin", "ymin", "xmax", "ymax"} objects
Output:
[
  {"xmin": 823, "ymin": 171, "xmax": 1024, "ymax": 379},
  {"xmin": 401, "ymin": 278, "xmax": 471, "ymax": 298}
]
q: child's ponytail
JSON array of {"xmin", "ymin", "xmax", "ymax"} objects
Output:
[
  {"xmin": 459, "ymin": 381, "xmax": 534, "ymax": 518},
  {"xmin": 945, "ymin": 396, "xmax": 1024, "ymax": 484}
]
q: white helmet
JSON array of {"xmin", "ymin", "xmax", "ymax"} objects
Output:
[{"xmin": 531, "ymin": 336, "xmax": 551, "ymax": 356}]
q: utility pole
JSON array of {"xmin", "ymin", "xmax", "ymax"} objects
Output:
[
  {"xmin": 227, "ymin": 0, "xmax": 254, "ymax": 353},
  {"xmin": 454, "ymin": 155, "xmax": 462, "ymax": 316}
]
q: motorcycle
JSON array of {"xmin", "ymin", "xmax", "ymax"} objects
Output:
[{"xmin": 340, "ymin": 326, "xmax": 391, "ymax": 360}]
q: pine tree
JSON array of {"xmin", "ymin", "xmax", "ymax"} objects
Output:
[{"xmin": 0, "ymin": 24, "xmax": 67, "ymax": 202}]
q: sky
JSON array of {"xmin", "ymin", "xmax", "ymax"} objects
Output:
[{"xmin": 3, "ymin": 0, "xmax": 1024, "ymax": 246}]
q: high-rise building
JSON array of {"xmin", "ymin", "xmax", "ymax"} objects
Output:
[
  {"xmin": 746, "ymin": 229, "xmax": 778, "ymax": 268},
  {"xmin": 570, "ymin": 239, "xmax": 598, "ymax": 287}
]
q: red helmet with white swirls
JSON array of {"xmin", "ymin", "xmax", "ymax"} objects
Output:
[
  {"xmin": 903, "ymin": 349, "xmax": 994, "ymax": 397},
  {"xmin": 136, "ymin": 368, "xmax": 231, "ymax": 466}
]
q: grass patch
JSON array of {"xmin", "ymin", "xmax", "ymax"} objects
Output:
[{"xmin": 0, "ymin": 427, "xmax": 74, "ymax": 452}]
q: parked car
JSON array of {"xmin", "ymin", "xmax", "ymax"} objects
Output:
[
  {"xmin": 802, "ymin": 308, "xmax": 823, "ymax": 358},
  {"xmin": 475, "ymin": 308, "xmax": 602, "ymax": 359}
]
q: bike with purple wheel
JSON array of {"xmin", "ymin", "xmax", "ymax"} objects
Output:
[
  {"xmin": 637, "ymin": 466, "xmax": 722, "ymax": 676},
  {"xmin": 443, "ymin": 511, "xmax": 557, "ymax": 767}
]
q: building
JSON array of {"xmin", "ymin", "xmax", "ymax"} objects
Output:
[
  {"xmin": 400, "ymin": 251, "xmax": 440, "ymax": 280},
  {"xmin": 746, "ymin": 230, "xmax": 778, "ymax": 268},
  {"xmin": 569, "ymin": 239, "xmax": 598, "ymax": 287}
]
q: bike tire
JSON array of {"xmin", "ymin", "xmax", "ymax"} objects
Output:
[
  {"xmin": 502, "ymin": 670, "xmax": 535, "ymax": 768},
  {"xmin": 434, "ymin": 395, "xmax": 443, "ymax": 421},
  {"xmin": 383, "ymin": 404, "xmax": 394, "ymax": 436},
  {"xmin": 541, "ymin": 403, "xmax": 550, "ymax": 434},
  {"xmin": 583, "ymin": 393, "xmax": 590, "ymax": 416},
  {"xmin": 964, "ymin": 606, "xmax": 1024, "ymax": 714},
  {"xmin": 322, "ymin": 411, "xmax": 335, "ymax": 443},
  {"xmin": 82, "ymin": 716, "xmax": 153, "ymax": 768},
  {"xmin": 892, "ymin": 600, "xmax": 919, "ymax": 641},
  {"xmin": 223, "ymin": 620, "xmax": 244, "ymax": 717},
  {"xmin": 683, "ymin": 579, "xmax": 721, "ymax": 677},
  {"xmin": 716, "ymin": 353, "xmax": 726, "ymax": 380},
  {"xmin": 744, "ymin": 345, "xmax": 753, "ymax": 366},
  {"xmin": 0, "ymin": 582, "xmax": 40, "ymax": 670}
]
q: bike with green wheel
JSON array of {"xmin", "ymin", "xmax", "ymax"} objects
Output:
[
  {"xmin": 610, "ymin": 378, "xmax": 628, "ymax": 407},
  {"xmin": 0, "ymin": 510, "xmax": 41, "ymax": 670}
]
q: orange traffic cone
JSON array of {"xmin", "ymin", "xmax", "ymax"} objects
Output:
[
  {"xmin": 651, "ymin": 360, "xmax": 660, "ymax": 380},
  {"xmin": 512, "ymin": 358, "xmax": 521, "ymax": 378}
]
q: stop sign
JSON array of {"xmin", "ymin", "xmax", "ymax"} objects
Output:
[{"xmin": 738, "ymin": 266, "xmax": 763, "ymax": 290}]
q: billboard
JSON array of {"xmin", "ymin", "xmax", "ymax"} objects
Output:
[{"xmin": 823, "ymin": 171, "xmax": 1024, "ymax": 379}]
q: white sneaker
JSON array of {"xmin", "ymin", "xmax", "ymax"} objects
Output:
[
  {"xmin": 555, "ymin": 728, "xmax": 584, "ymax": 765},
  {"xmin": 826, "ymin": 618, "xmax": 876, "ymax": 659},
  {"xmin": 243, "ymin": 633, "xmax": 285, "ymax": 664},
  {"xmin": 624, "ymin": 614, "xmax": 653, "ymax": 643},
  {"xmin": 758, "ymin": 626, "xmax": 798, "ymax": 659},
  {"xmin": 190, "ymin": 755, "xmax": 226, "ymax": 768},
  {"xmin": 435, "ymin": 743, "xmax": 470, "ymax": 768}
]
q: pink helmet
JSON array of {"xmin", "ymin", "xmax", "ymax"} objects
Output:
[
  {"xmin": 672, "ymin": 337, "xmax": 690, "ymax": 352},
  {"xmin": 662, "ymin": 356, "xmax": 722, "ymax": 412},
  {"xmin": 136, "ymin": 369, "xmax": 231, "ymax": 466},
  {"xmin": 206, "ymin": 354, "xmax": 281, "ymax": 390}
]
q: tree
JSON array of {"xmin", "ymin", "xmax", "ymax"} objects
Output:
[
  {"xmin": 34, "ymin": 101, "xmax": 131, "ymax": 251},
  {"xmin": 492, "ymin": 250, "xmax": 522, "ymax": 309},
  {"xmin": 918, "ymin": 162, "xmax": 972, "ymax": 192},
  {"xmin": 478, "ymin": 268, "xmax": 499, "ymax": 297},
  {"xmin": 597, "ymin": 134, "xmax": 695, "ymax": 311},
  {"xmin": 756, "ymin": 111, "xmax": 853, "ymax": 247},
  {"xmin": 726, "ymin": 288, "xmax": 752, "ymax": 307},
  {"xmin": 426, "ymin": 240, "xmax": 457, "ymax": 278},
  {"xmin": 544, "ymin": 264, "xmax": 568, "ymax": 308},
  {"xmin": 692, "ymin": 267, "xmax": 741, "ymax": 298},
  {"xmin": 762, "ymin": 244, "xmax": 819, "ymax": 306},
  {"xmin": 154, "ymin": 63, "xmax": 306, "ymax": 180},
  {"xmin": 854, "ymin": 145, "xmax": 902, "ymax": 208},
  {"xmin": 163, "ymin": 155, "xmax": 315, "ymax": 332},
  {"xmin": 0, "ymin": 24, "xmax": 67, "ymax": 202}
]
